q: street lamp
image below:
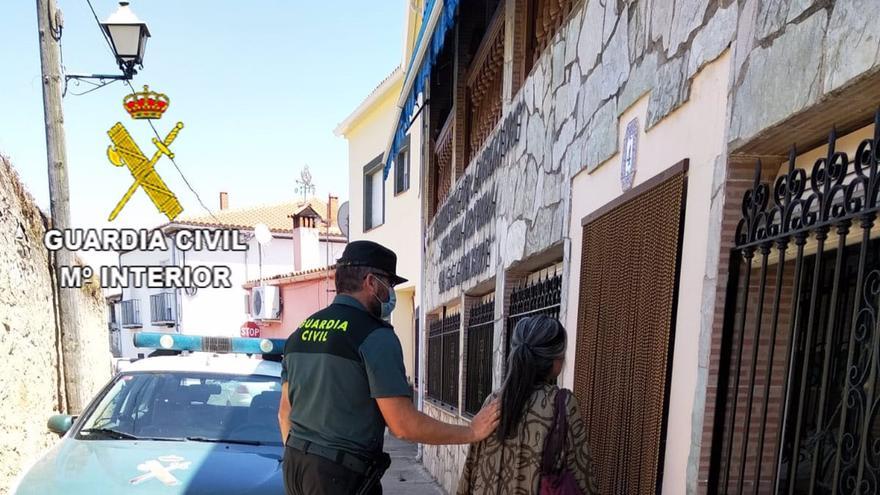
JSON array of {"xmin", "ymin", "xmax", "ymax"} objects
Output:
[
  {"xmin": 100, "ymin": 1, "xmax": 150, "ymax": 78},
  {"xmin": 64, "ymin": 1, "xmax": 150, "ymax": 91}
]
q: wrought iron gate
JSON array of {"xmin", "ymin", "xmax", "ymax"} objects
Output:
[{"xmin": 710, "ymin": 112, "xmax": 880, "ymax": 494}]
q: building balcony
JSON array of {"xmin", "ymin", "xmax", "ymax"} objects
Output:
[
  {"xmin": 434, "ymin": 110, "xmax": 455, "ymax": 209},
  {"xmin": 119, "ymin": 299, "xmax": 142, "ymax": 328},
  {"xmin": 149, "ymin": 292, "xmax": 176, "ymax": 325},
  {"xmin": 465, "ymin": 7, "xmax": 504, "ymax": 164}
]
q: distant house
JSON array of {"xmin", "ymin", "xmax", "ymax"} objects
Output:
[
  {"xmin": 243, "ymin": 264, "xmax": 336, "ymax": 340},
  {"xmin": 113, "ymin": 194, "xmax": 345, "ymax": 358}
]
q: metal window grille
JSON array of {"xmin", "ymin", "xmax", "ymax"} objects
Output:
[
  {"xmin": 414, "ymin": 310, "xmax": 420, "ymax": 389},
  {"xmin": 506, "ymin": 271, "xmax": 562, "ymax": 359},
  {"xmin": 573, "ymin": 168, "xmax": 687, "ymax": 495},
  {"xmin": 427, "ymin": 311, "xmax": 461, "ymax": 408},
  {"xmin": 149, "ymin": 292, "xmax": 175, "ymax": 323},
  {"xmin": 465, "ymin": 296, "xmax": 495, "ymax": 415},
  {"xmin": 120, "ymin": 299, "xmax": 141, "ymax": 327},
  {"xmin": 709, "ymin": 112, "xmax": 880, "ymax": 494}
]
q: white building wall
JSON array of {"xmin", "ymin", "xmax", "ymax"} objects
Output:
[
  {"xmin": 347, "ymin": 122, "xmax": 423, "ymax": 383},
  {"xmin": 118, "ymin": 248, "xmax": 173, "ymax": 358},
  {"xmin": 292, "ymin": 228, "xmax": 322, "ymax": 272},
  {"xmin": 342, "ymin": 74, "xmax": 423, "ymax": 383}
]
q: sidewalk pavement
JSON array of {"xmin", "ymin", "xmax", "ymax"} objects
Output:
[{"xmin": 381, "ymin": 433, "xmax": 445, "ymax": 494}]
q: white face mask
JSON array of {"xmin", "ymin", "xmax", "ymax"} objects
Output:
[{"xmin": 372, "ymin": 275, "xmax": 396, "ymax": 320}]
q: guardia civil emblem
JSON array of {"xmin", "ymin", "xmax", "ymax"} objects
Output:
[{"xmin": 106, "ymin": 85, "xmax": 184, "ymax": 221}]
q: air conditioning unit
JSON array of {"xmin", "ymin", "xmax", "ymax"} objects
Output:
[{"xmin": 251, "ymin": 286, "xmax": 281, "ymax": 320}]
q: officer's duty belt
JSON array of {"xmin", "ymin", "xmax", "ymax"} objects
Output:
[{"xmin": 286, "ymin": 437, "xmax": 373, "ymax": 475}]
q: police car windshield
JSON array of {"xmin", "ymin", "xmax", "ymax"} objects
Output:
[{"xmin": 78, "ymin": 372, "xmax": 282, "ymax": 446}]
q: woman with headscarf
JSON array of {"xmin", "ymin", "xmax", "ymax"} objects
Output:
[{"xmin": 457, "ymin": 315, "xmax": 599, "ymax": 494}]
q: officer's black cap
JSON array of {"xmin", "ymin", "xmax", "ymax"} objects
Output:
[{"xmin": 336, "ymin": 240, "xmax": 408, "ymax": 286}]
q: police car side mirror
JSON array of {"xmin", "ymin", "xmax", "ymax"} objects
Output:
[{"xmin": 47, "ymin": 414, "xmax": 74, "ymax": 436}]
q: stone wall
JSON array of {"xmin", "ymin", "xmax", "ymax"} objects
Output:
[
  {"xmin": 0, "ymin": 155, "xmax": 110, "ymax": 494},
  {"xmin": 421, "ymin": 403, "xmax": 470, "ymax": 494},
  {"xmin": 423, "ymin": 0, "xmax": 744, "ymax": 313},
  {"xmin": 728, "ymin": 0, "xmax": 880, "ymax": 149}
]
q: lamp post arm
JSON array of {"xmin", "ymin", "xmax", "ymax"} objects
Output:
[{"xmin": 63, "ymin": 72, "xmax": 132, "ymax": 97}]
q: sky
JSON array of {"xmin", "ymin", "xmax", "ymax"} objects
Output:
[{"xmin": 1, "ymin": 0, "xmax": 405, "ymax": 265}]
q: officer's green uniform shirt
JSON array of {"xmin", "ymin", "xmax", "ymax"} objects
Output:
[{"xmin": 281, "ymin": 294, "xmax": 410, "ymax": 458}]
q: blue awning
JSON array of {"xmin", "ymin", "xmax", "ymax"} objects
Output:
[{"xmin": 382, "ymin": 0, "xmax": 460, "ymax": 179}]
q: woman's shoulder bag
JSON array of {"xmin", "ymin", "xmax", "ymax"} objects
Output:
[{"xmin": 539, "ymin": 388, "xmax": 583, "ymax": 495}]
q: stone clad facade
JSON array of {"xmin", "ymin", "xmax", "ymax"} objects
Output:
[
  {"xmin": 0, "ymin": 156, "xmax": 110, "ymax": 494},
  {"xmin": 409, "ymin": 0, "xmax": 880, "ymax": 492}
]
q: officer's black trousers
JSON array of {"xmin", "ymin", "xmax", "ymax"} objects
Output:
[{"xmin": 283, "ymin": 447, "xmax": 382, "ymax": 495}]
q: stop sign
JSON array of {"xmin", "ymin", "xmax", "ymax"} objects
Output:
[{"xmin": 240, "ymin": 321, "xmax": 261, "ymax": 338}]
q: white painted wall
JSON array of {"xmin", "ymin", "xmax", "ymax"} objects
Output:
[
  {"xmin": 343, "ymin": 86, "xmax": 423, "ymax": 382},
  {"xmin": 564, "ymin": 53, "xmax": 731, "ymax": 495},
  {"xmin": 292, "ymin": 228, "xmax": 322, "ymax": 272}
]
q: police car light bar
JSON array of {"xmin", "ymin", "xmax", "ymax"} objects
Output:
[{"xmin": 133, "ymin": 332, "xmax": 285, "ymax": 355}]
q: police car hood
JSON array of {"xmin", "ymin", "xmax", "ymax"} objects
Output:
[{"xmin": 15, "ymin": 438, "xmax": 283, "ymax": 495}]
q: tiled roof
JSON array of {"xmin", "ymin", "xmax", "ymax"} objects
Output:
[
  {"xmin": 171, "ymin": 197, "xmax": 343, "ymax": 236},
  {"xmin": 245, "ymin": 264, "xmax": 337, "ymax": 287},
  {"xmin": 365, "ymin": 66, "xmax": 402, "ymax": 102}
]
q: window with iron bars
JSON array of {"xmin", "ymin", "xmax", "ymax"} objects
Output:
[
  {"xmin": 150, "ymin": 292, "xmax": 175, "ymax": 324},
  {"xmin": 465, "ymin": 296, "xmax": 495, "ymax": 416},
  {"xmin": 120, "ymin": 299, "xmax": 141, "ymax": 328},
  {"xmin": 710, "ymin": 112, "xmax": 880, "ymax": 494},
  {"xmin": 414, "ymin": 309, "xmax": 420, "ymax": 389},
  {"xmin": 427, "ymin": 311, "xmax": 461, "ymax": 408},
  {"xmin": 506, "ymin": 268, "xmax": 563, "ymax": 360}
]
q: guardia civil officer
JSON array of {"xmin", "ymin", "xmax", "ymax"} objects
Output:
[{"xmin": 278, "ymin": 240, "xmax": 500, "ymax": 495}]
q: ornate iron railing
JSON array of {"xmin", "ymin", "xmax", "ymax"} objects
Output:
[
  {"xmin": 506, "ymin": 271, "xmax": 563, "ymax": 359},
  {"xmin": 427, "ymin": 311, "xmax": 461, "ymax": 408},
  {"xmin": 711, "ymin": 110, "xmax": 880, "ymax": 494},
  {"xmin": 465, "ymin": 297, "xmax": 495, "ymax": 416}
]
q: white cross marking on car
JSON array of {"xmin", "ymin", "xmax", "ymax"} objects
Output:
[{"xmin": 129, "ymin": 455, "xmax": 192, "ymax": 486}]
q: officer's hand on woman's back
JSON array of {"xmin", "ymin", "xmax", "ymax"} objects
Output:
[
  {"xmin": 376, "ymin": 396, "xmax": 500, "ymax": 445},
  {"xmin": 469, "ymin": 399, "xmax": 501, "ymax": 442}
]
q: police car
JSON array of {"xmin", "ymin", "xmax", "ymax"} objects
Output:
[{"xmin": 13, "ymin": 333, "xmax": 287, "ymax": 494}]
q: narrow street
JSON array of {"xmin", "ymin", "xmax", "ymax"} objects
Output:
[
  {"xmin": 4, "ymin": 0, "xmax": 880, "ymax": 494},
  {"xmin": 382, "ymin": 434, "xmax": 445, "ymax": 495}
]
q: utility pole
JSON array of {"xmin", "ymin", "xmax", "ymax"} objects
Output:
[{"xmin": 36, "ymin": 0, "xmax": 87, "ymax": 413}]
